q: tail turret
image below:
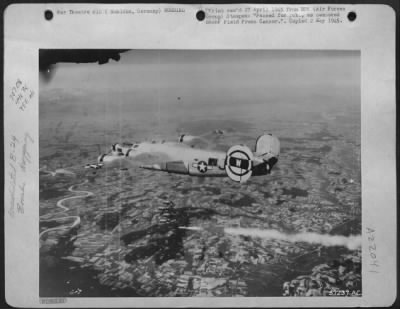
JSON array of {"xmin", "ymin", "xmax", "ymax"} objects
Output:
[{"xmin": 252, "ymin": 134, "xmax": 280, "ymax": 175}]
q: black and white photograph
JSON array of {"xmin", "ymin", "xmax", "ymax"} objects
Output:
[{"xmin": 38, "ymin": 49, "xmax": 362, "ymax": 297}]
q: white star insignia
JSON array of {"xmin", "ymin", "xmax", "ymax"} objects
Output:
[{"xmin": 198, "ymin": 161, "xmax": 207, "ymax": 173}]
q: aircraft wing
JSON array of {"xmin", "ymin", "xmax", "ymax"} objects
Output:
[
  {"xmin": 178, "ymin": 130, "xmax": 225, "ymax": 149},
  {"xmin": 178, "ymin": 135, "xmax": 209, "ymax": 149},
  {"xmin": 140, "ymin": 161, "xmax": 188, "ymax": 174}
]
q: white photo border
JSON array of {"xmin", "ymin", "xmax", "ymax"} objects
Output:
[{"xmin": 4, "ymin": 3, "xmax": 396, "ymax": 307}]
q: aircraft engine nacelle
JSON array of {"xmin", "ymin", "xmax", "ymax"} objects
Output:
[
  {"xmin": 178, "ymin": 134, "xmax": 196, "ymax": 143},
  {"xmin": 97, "ymin": 152, "xmax": 127, "ymax": 169},
  {"xmin": 225, "ymin": 144, "xmax": 254, "ymax": 183}
]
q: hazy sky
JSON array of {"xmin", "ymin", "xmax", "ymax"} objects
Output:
[{"xmin": 41, "ymin": 50, "xmax": 360, "ymax": 92}]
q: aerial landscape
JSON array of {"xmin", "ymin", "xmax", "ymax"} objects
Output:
[{"xmin": 39, "ymin": 49, "xmax": 361, "ymax": 297}]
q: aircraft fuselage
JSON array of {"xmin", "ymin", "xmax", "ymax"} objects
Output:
[{"xmin": 94, "ymin": 133, "xmax": 280, "ymax": 183}]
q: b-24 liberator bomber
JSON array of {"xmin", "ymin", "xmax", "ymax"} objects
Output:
[{"xmin": 85, "ymin": 133, "xmax": 280, "ymax": 183}]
